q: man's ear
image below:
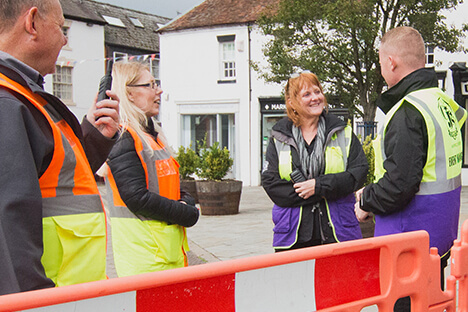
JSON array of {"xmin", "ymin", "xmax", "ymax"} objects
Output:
[
  {"xmin": 24, "ymin": 7, "xmax": 39, "ymax": 37},
  {"xmin": 388, "ymin": 55, "xmax": 397, "ymax": 71}
]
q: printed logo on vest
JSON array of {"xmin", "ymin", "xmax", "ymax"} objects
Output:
[{"xmin": 438, "ymin": 97, "xmax": 459, "ymax": 140}]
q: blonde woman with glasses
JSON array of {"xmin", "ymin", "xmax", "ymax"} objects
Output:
[
  {"xmin": 262, "ymin": 71, "xmax": 368, "ymax": 251},
  {"xmin": 102, "ymin": 61, "xmax": 199, "ymax": 277}
]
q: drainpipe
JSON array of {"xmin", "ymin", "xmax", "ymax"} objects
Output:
[{"xmin": 248, "ymin": 23, "xmax": 253, "ymax": 186}]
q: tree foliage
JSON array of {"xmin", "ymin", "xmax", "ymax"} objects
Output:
[{"xmin": 257, "ymin": 0, "xmax": 467, "ymax": 121}]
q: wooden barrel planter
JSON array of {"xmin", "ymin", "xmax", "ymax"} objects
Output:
[
  {"xmin": 196, "ymin": 180, "xmax": 242, "ymax": 215},
  {"xmin": 180, "ymin": 179, "xmax": 198, "ymax": 204}
]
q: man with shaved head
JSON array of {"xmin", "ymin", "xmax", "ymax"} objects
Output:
[
  {"xmin": 0, "ymin": 0, "xmax": 119, "ymax": 294},
  {"xmin": 355, "ymin": 26, "xmax": 466, "ymax": 311}
]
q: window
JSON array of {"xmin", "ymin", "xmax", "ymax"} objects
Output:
[
  {"xmin": 62, "ymin": 26, "xmax": 69, "ymax": 39},
  {"xmin": 102, "ymin": 15, "xmax": 126, "ymax": 28},
  {"xmin": 129, "ymin": 17, "xmax": 144, "ymax": 28},
  {"xmin": 426, "ymin": 45, "xmax": 435, "ymax": 65},
  {"xmin": 149, "ymin": 57, "xmax": 160, "ymax": 85},
  {"xmin": 181, "ymin": 114, "xmax": 236, "ymax": 177},
  {"xmin": 53, "ymin": 65, "xmax": 73, "ymax": 104},
  {"xmin": 61, "ymin": 20, "xmax": 72, "ymax": 50},
  {"xmin": 221, "ymin": 42, "xmax": 236, "ymax": 78},
  {"xmin": 113, "ymin": 52, "xmax": 128, "ymax": 62},
  {"xmin": 218, "ymin": 35, "xmax": 236, "ymax": 82}
]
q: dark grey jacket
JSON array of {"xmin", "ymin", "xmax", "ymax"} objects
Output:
[{"xmin": 0, "ymin": 54, "xmax": 115, "ymax": 295}]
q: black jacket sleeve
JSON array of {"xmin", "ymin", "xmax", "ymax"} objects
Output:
[
  {"xmin": 0, "ymin": 95, "xmax": 55, "ymax": 295},
  {"xmin": 179, "ymin": 188, "xmax": 196, "ymax": 206},
  {"xmin": 362, "ymin": 103, "xmax": 427, "ymax": 215},
  {"xmin": 81, "ymin": 117, "xmax": 116, "ymax": 174},
  {"xmin": 315, "ymin": 133, "xmax": 368, "ymax": 199},
  {"xmin": 261, "ymin": 137, "xmax": 322, "ymax": 207},
  {"xmin": 107, "ymin": 131, "xmax": 199, "ymax": 227}
]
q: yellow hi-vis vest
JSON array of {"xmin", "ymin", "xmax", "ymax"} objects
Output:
[
  {"xmin": 105, "ymin": 126, "xmax": 188, "ymax": 277},
  {"xmin": 274, "ymin": 124, "xmax": 362, "ymax": 247},
  {"xmin": 374, "ymin": 87, "xmax": 466, "ymax": 183},
  {"xmin": 0, "ymin": 73, "xmax": 107, "ymax": 286},
  {"xmin": 373, "ymin": 87, "xmax": 466, "ymax": 256}
]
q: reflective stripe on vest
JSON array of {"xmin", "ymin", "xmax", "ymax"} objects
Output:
[
  {"xmin": 274, "ymin": 125, "xmax": 353, "ymax": 245},
  {"xmin": 0, "ymin": 73, "xmax": 106, "ymax": 286},
  {"xmin": 105, "ymin": 126, "xmax": 188, "ymax": 277},
  {"xmin": 374, "ymin": 88, "xmax": 464, "ymax": 194}
]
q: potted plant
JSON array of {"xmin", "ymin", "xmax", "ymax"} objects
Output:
[
  {"xmin": 176, "ymin": 145, "xmax": 200, "ymax": 203},
  {"xmin": 196, "ymin": 140, "xmax": 242, "ymax": 215},
  {"xmin": 359, "ymin": 134, "xmax": 375, "ymax": 238}
]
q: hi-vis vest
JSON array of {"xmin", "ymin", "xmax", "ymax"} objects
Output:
[
  {"xmin": 105, "ymin": 126, "xmax": 188, "ymax": 277},
  {"xmin": 0, "ymin": 73, "xmax": 106, "ymax": 286},
  {"xmin": 373, "ymin": 87, "xmax": 467, "ymax": 256},
  {"xmin": 272, "ymin": 125, "xmax": 362, "ymax": 249}
]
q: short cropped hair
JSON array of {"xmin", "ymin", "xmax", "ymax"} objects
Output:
[
  {"xmin": 380, "ymin": 26, "xmax": 426, "ymax": 68},
  {"xmin": 0, "ymin": 0, "xmax": 52, "ymax": 33}
]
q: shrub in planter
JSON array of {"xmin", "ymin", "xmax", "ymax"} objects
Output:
[
  {"xmin": 361, "ymin": 134, "xmax": 375, "ymax": 187},
  {"xmin": 196, "ymin": 141, "xmax": 242, "ymax": 215},
  {"xmin": 360, "ymin": 133, "xmax": 375, "ymax": 238},
  {"xmin": 176, "ymin": 145, "xmax": 200, "ymax": 203},
  {"xmin": 198, "ymin": 142, "xmax": 233, "ymax": 181}
]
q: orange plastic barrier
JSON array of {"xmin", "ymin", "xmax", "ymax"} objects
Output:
[
  {"xmin": 451, "ymin": 219, "xmax": 468, "ymax": 312},
  {"xmin": 0, "ymin": 226, "xmax": 465, "ymax": 311}
]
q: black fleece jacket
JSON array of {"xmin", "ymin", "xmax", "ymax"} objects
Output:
[
  {"xmin": 361, "ymin": 67, "xmax": 434, "ymax": 215},
  {"xmin": 106, "ymin": 120, "xmax": 199, "ymax": 228}
]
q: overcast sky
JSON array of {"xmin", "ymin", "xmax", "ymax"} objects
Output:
[{"xmin": 98, "ymin": 0, "xmax": 205, "ymax": 18}]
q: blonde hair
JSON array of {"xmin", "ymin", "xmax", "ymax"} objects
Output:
[
  {"xmin": 111, "ymin": 61, "xmax": 155, "ymax": 150},
  {"xmin": 380, "ymin": 26, "xmax": 426, "ymax": 69},
  {"xmin": 284, "ymin": 72, "xmax": 328, "ymax": 127}
]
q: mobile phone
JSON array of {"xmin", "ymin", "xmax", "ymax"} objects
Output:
[
  {"xmin": 290, "ymin": 168, "xmax": 306, "ymax": 183},
  {"xmin": 97, "ymin": 60, "xmax": 113, "ymax": 102}
]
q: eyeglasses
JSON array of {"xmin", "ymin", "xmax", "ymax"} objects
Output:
[
  {"xmin": 290, "ymin": 70, "xmax": 311, "ymax": 79},
  {"xmin": 127, "ymin": 81, "xmax": 159, "ymax": 89}
]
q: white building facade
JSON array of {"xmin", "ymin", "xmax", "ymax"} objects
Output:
[
  {"xmin": 44, "ymin": 20, "xmax": 106, "ymax": 121},
  {"xmin": 160, "ymin": 24, "xmax": 282, "ymax": 186},
  {"xmin": 160, "ymin": 2, "xmax": 468, "ymax": 186}
]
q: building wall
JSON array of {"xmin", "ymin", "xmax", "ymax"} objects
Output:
[
  {"xmin": 44, "ymin": 20, "xmax": 106, "ymax": 121},
  {"xmin": 155, "ymin": 4, "xmax": 468, "ymax": 187},
  {"xmin": 159, "ymin": 25, "xmax": 283, "ymax": 186}
]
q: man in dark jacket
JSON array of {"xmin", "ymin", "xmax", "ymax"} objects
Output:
[
  {"xmin": 355, "ymin": 27, "xmax": 466, "ymax": 311},
  {"xmin": 0, "ymin": 0, "xmax": 119, "ymax": 294}
]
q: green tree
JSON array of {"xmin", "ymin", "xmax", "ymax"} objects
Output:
[{"xmin": 256, "ymin": 0, "xmax": 467, "ymax": 121}]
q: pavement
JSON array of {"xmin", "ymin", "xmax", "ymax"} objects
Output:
[
  {"xmin": 186, "ymin": 185, "xmax": 468, "ymax": 266},
  {"xmin": 186, "ymin": 186, "xmax": 274, "ymax": 265}
]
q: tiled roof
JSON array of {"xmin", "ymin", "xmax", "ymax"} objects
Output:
[
  {"xmin": 60, "ymin": 0, "xmax": 106, "ymax": 24},
  {"xmin": 159, "ymin": 0, "xmax": 279, "ymax": 33},
  {"xmin": 61, "ymin": 0, "xmax": 171, "ymax": 52}
]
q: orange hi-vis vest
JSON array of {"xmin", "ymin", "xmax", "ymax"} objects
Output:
[
  {"xmin": 105, "ymin": 126, "xmax": 188, "ymax": 277},
  {"xmin": 0, "ymin": 73, "xmax": 106, "ymax": 286}
]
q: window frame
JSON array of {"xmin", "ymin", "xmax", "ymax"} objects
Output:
[
  {"xmin": 217, "ymin": 35, "xmax": 236, "ymax": 83},
  {"xmin": 425, "ymin": 45, "xmax": 435, "ymax": 66},
  {"xmin": 53, "ymin": 65, "xmax": 74, "ymax": 105}
]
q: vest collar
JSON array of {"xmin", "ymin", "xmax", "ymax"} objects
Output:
[{"xmin": 377, "ymin": 67, "xmax": 438, "ymax": 114}]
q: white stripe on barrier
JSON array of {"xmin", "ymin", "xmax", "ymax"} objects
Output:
[
  {"xmin": 235, "ymin": 259, "xmax": 317, "ymax": 311},
  {"xmin": 22, "ymin": 291, "xmax": 136, "ymax": 312}
]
